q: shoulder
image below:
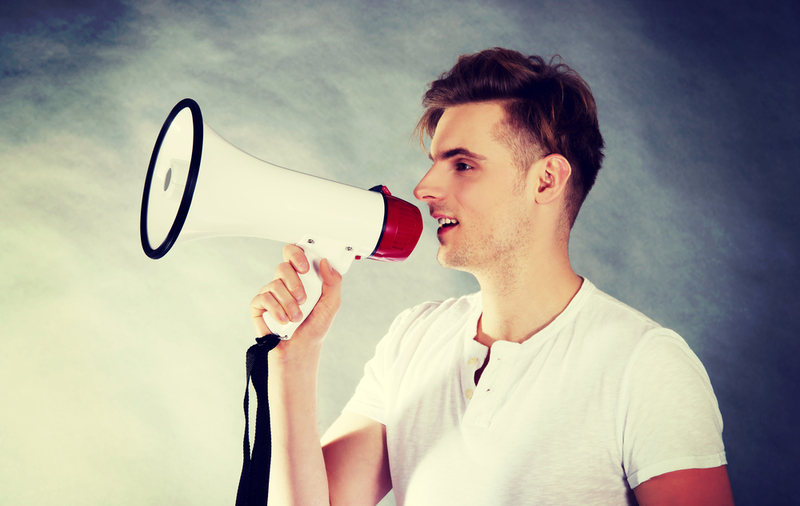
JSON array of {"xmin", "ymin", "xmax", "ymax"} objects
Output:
[
  {"xmin": 579, "ymin": 282, "xmax": 663, "ymax": 335},
  {"xmin": 560, "ymin": 281, "xmax": 667, "ymax": 359},
  {"xmin": 375, "ymin": 292, "xmax": 481, "ymax": 359},
  {"xmin": 392, "ymin": 292, "xmax": 480, "ymax": 332},
  {"xmin": 574, "ymin": 286, "xmax": 726, "ymax": 487},
  {"xmin": 568, "ymin": 281, "xmax": 705, "ymax": 378},
  {"xmin": 581, "ymin": 284, "xmax": 703, "ymax": 370}
]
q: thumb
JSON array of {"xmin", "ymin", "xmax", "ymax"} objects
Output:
[
  {"xmin": 301, "ymin": 258, "xmax": 342, "ymax": 331},
  {"xmin": 319, "ymin": 258, "xmax": 342, "ymax": 297}
]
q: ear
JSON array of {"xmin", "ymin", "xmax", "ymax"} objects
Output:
[{"xmin": 532, "ymin": 154, "xmax": 572, "ymax": 205}]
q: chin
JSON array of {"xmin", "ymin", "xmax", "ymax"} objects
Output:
[{"xmin": 437, "ymin": 248, "xmax": 472, "ymax": 272}]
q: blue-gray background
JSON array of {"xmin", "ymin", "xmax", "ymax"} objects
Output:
[{"xmin": 1, "ymin": 0, "xmax": 797, "ymax": 504}]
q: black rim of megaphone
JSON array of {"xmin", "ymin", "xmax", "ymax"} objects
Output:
[{"xmin": 140, "ymin": 98, "xmax": 204, "ymax": 259}]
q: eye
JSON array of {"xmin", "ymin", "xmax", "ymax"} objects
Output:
[{"xmin": 455, "ymin": 162, "xmax": 473, "ymax": 171}]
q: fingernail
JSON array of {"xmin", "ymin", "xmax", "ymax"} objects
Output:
[{"xmin": 292, "ymin": 310, "xmax": 303, "ymax": 322}]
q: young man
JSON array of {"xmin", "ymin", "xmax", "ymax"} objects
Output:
[{"xmin": 251, "ymin": 48, "xmax": 734, "ymax": 505}]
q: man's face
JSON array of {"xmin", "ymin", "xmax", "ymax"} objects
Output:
[{"xmin": 413, "ymin": 102, "xmax": 535, "ymax": 275}]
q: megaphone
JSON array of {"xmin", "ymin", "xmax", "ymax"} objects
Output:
[{"xmin": 141, "ymin": 98, "xmax": 423, "ymax": 337}]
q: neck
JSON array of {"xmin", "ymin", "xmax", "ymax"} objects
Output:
[{"xmin": 473, "ymin": 235, "xmax": 582, "ymax": 347}]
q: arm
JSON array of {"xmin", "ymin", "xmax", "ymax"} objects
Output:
[
  {"xmin": 634, "ymin": 465, "xmax": 734, "ymax": 506},
  {"xmin": 250, "ymin": 245, "xmax": 390, "ymax": 506},
  {"xmin": 322, "ymin": 412, "xmax": 392, "ymax": 506}
]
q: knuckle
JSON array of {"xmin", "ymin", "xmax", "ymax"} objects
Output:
[
  {"xmin": 276, "ymin": 261, "xmax": 300, "ymax": 280},
  {"xmin": 258, "ymin": 292, "xmax": 276, "ymax": 309},
  {"xmin": 263, "ymin": 281, "xmax": 281, "ymax": 297},
  {"xmin": 283, "ymin": 243, "xmax": 303, "ymax": 261},
  {"xmin": 282, "ymin": 292, "xmax": 301, "ymax": 310},
  {"xmin": 274, "ymin": 266, "xmax": 304, "ymax": 296},
  {"xmin": 286, "ymin": 279, "xmax": 305, "ymax": 295},
  {"xmin": 275, "ymin": 261, "xmax": 292, "ymax": 276}
]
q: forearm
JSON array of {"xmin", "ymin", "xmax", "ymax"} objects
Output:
[
  {"xmin": 250, "ymin": 248, "xmax": 343, "ymax": 505},
  {"xmin": 267, "ymin": 342, "xmax": 330, "ymax": 506}
]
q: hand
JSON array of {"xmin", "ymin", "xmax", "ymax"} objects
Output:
[{"xmin": 250, "ymin": 244, "xmax": 343, "ymax": 344}]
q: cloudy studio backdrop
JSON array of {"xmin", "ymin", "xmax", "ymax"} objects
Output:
[{"xmin": 1, "ymin": 0, "xmax": 797, "ymax": 504}]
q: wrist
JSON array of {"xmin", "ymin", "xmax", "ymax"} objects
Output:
[{"xmin": 268, "ymin": 336, "xmax": 324, "ymax": 372}]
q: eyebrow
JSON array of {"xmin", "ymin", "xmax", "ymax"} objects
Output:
[{"xmin": 428, "ymin": 147, "xmax": 487, "ymax": 162}]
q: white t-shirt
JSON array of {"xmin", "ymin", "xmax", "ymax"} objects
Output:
[{"xmin": 344, "ymin": 279, "xmax": 726, "ymax": 506}]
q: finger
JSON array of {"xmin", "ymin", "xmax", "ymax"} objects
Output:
[
  {"xmin": 275, "ymin": 261, "xmax": 307, "ymax": 305},
  {"xmin": 283, "ymin": 244, "xmax": 309, "ymax": 274},
  {"xmin": 250, "ymin": 291, "xmax": 286, "ymax": 335},
  {"xmin": 253, "ymin": 290, "xmax": 291, "ymax": 324},
  {"xmin": 258, "ymin": 273, "xmax": 304, "ymax": 323},
  {"xmin": 270, "ymin": 280, "xmax": 305, "ymax": 322}
]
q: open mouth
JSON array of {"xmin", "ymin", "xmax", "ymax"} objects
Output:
[{"xmin": 437, "ymin": 217, "xmax": 459, "ymax": 230}]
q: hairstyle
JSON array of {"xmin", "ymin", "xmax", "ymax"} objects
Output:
[{"xmin": 414, "ymin": 47, "xmax": 605, "ymax": 227}]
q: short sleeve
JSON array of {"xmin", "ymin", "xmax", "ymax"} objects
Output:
[
  {"xmin": 621, "ymin": 329, "xmax": 727, "ymax": 488},
  {"xmin": 343, "ymin": 339, "xmax": 390, "ymax": 424},
  {"xmin": 342, "ymin": 304, "xmax": 429, "ymax": 424}
]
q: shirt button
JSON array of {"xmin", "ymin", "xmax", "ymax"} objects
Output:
[
  {"xmin": 467, "ymin": 358, "xmax": 478, "ymax": 366},
  {"xmin": 465, "ymin": 388, "xmax": 473, "ymax": 399}
]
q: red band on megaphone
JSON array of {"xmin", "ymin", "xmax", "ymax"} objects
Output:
[{"xmin": 370, "ymin": 193, "xmax": 423, "ymax": 262}]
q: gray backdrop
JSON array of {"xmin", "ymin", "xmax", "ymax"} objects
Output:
[{"xmin": 1, "ymin": 0, "xmax": 797, "ymax": 504}]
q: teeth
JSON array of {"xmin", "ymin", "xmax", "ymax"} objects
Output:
[{"xmin": 438, "ymin": 218, "xmax": 459, "ymax": 226}]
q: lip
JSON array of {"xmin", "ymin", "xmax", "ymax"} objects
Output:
[
  {"xmin": 437, "ymin": 224, "xmax": 456, "ymax": 236},
  {"xmin": 435, "ymin": 218, "xmax": 458, "ymax": 235},
  {"xmin": 431, "ymin": 213, "xmax": 458, "ymax": 223},
  {"xmin": 430, "ymin": 211, "xmax": 458, "ymax": 236}
]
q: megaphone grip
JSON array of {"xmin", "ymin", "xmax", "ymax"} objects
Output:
[
  {"xmin": 262, "ymin": 257, "xmax": 323, "ymax": 338},
  {"xmin": 262, "ymin": 240, "xmax": 356, "ymax": 339}
]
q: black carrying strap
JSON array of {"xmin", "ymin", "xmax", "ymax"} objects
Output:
[{"xmin": 236, "ymin": 334, "xmax": 282, "ymax": 506}]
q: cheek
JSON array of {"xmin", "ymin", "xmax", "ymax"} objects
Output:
[
  {"xmin": 461, "ymin": 182, "xmax": 510, "ymax": 215},
  {"xmin": 454, "ymin": 179, "xmax": 497, "ymax": 209}
]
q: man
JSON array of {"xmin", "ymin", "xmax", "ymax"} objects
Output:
[{"xmin": 250, "ymin": 48, "xmax": 734, "ymax": 505}]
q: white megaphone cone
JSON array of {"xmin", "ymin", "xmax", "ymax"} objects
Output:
[{"xmin": 141, "ymin": 98, "xmax": 423, "ymax": 338}]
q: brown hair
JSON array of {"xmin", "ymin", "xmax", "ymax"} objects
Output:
[{"xmin": 415, "ymin": 47, "xmax": 605, "ymax": 227}]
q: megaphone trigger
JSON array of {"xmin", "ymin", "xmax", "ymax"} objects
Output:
[{"xmin": 262, "ymin": 236, "xmax": 357, "ymax": 339}]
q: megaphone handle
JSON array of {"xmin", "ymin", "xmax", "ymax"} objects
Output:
[{"xmin": 262, "ymin": 240, "xmax": 355, "ymax": 339}]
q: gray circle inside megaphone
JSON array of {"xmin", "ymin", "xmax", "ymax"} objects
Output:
[{"xmin": 164, "ymin": 168, "xmax": 172, "ymax": 192}]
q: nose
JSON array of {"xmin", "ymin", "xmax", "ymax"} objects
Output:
[{"xmin": 413, "ymin": 165, "xmax": 443, "ymax": 202}]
